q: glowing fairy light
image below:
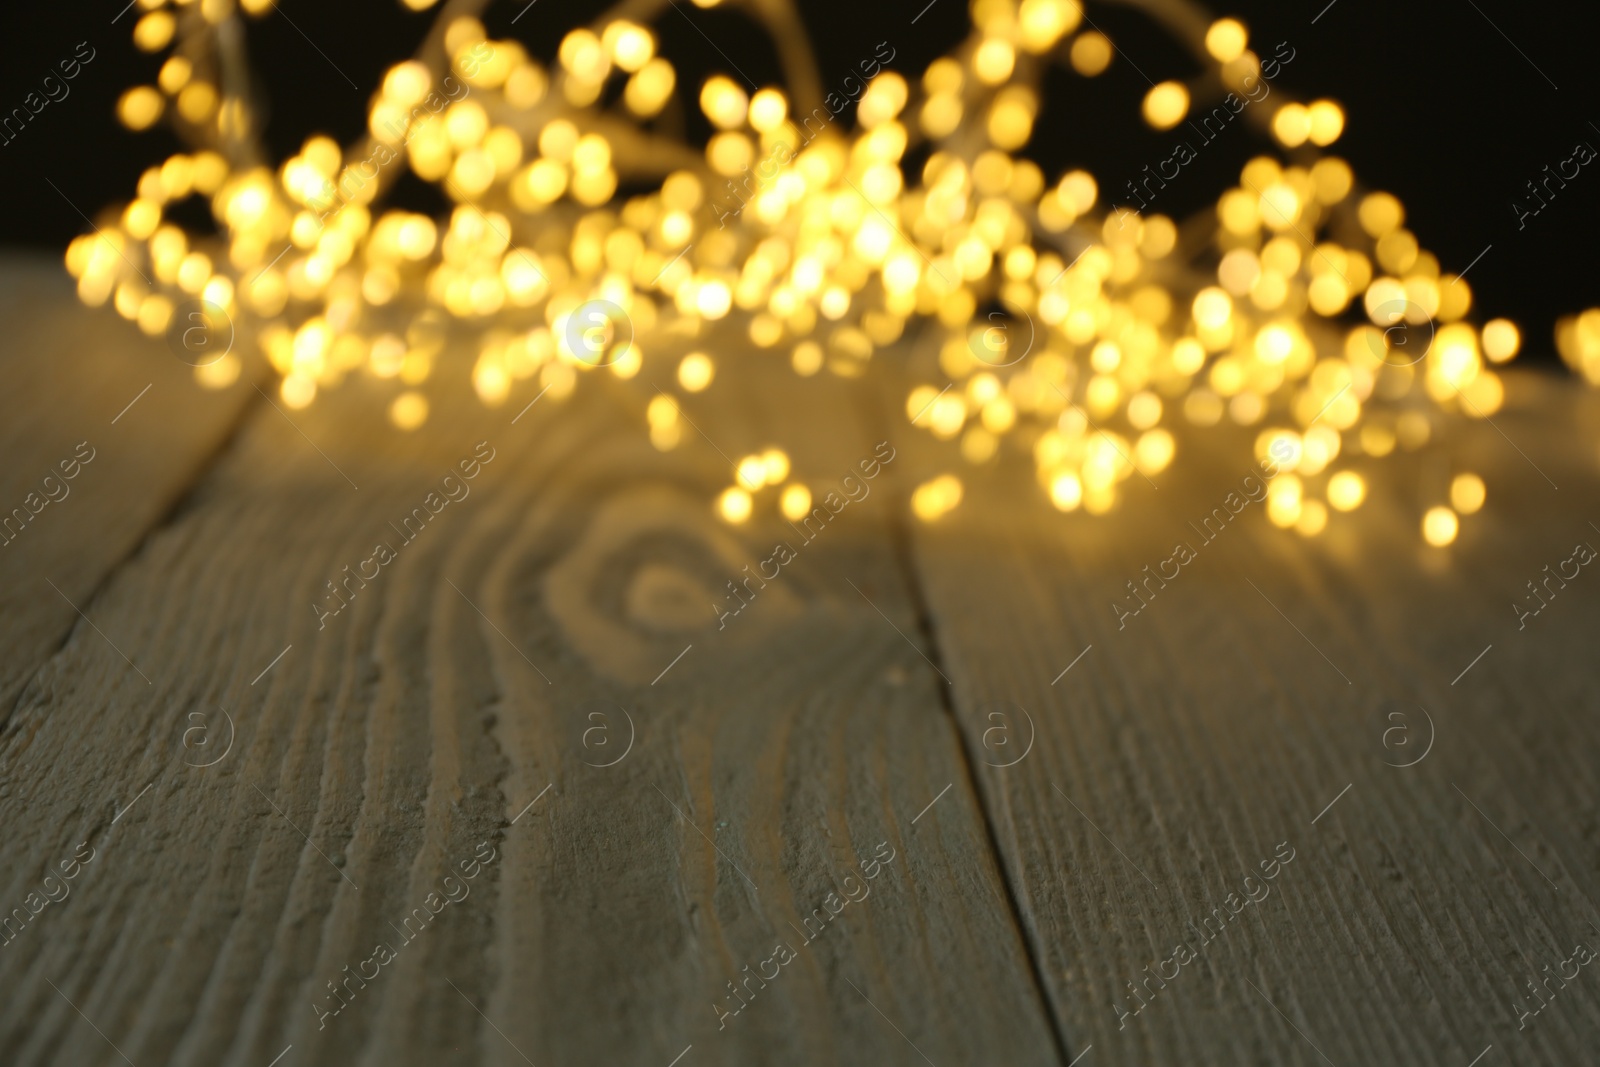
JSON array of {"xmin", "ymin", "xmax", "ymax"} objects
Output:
[
  {"xmin": 1423, "ymin": 505, "xmax": 1460, "ymax": 547},
  {"xmin": 68, "ymin": 0, "xmax": 1585, "ymax": 545}
]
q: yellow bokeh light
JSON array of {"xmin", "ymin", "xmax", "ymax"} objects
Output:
[
  {"xmin": 1327, "ymin": 470, "xmax": 1366, "ymax": 511},
  {"xmin": 1422, "ymin": 506, "xmax": 1459, "ymax": 546},
  {"xmin": 780, "ymin": 483, "xmax": 813, "ymax": 520},
  {"xmin": 678, "ymin": 352, "xmax": 714, "ymax": 392},
  {"xmin": 736, "ymin": 454, "xmax": 766, "ymax": 491},
  {"xmin": 133, "ymin": 12, "xmax": 176, "ymax": 52},
  {"xmin": 1307, "ymin": 100, "xmax": 1345, "ymax": 146},
  {"xmin": 1271, "ymin": 104, "xmax": 1310, "ymax": 148},
  {"xmin": 1265, "ymin": 474, "xmax": 1302, "ymax": 527},
  {"xmin": 792, "ymin": 341, "xmax": 823, "ymax": 376},
  {"xmin": 1070, "ymin": 32, "xmax": 1113, "ymax": 76},
  {"xmin": 177, "ymin": 82, "xmax": 219, "ymax": 123},
  {"xmin": 700, "ymin": 76, "xmax": 748, "ymax": 130},
  {"xmin": 625, "ymin": 59, "xmax": 676, "ymax": 117},
  {"xmin": 118, "ymin": 86, "xmax": 165, "ymax": 130},
  {"xmin": 1142, "ymin": 81, "xmax": 1190, "ymax": 131},
  {"xmin": 390, "ymin": 391, "xmax": 429, "ymax": 430},
  {"xmin": 65, "ymin": 0, "xmax": 1551, "ymax": 551},
  {"xmin": 1359, "ymin": 192, "xmax": 1404, "ymax": 238},
  {"xmin": 1050, "ymin": 473, "xmax": 1083, "ymax": 511},
  {"xmin": 281, "ymin": 374, "xmax": 316, "ymax": 409},
  {"xmin": 1450, "ymin": 473, "xmax": 1486, "ymax": 514},
  {"xmin": 974, "ymin": 38, "xmax": 1017, "ymax": 85},
  {"xmin": 1205, "ymin": 19, "xmax": 1248, "ymax": 62},
  {"xmin": 1135, "ymin": 429, "xmax": 1175, "ymax": 474},
  {"xmin": 718, "ymin": 486, "xmax": 753, "ymax": 524},
  {"xmin": 1296, "ymin": 499, "xmax": 1328, "ymax": 537},
  {"xmin": 1481, "ymin": 319, "xmax": 1520, "ymax": 363},
  {"xmin": 912, "ymin": 475, "xmax": 964, "ymax": 522},
  {"xmin": 1019, "ymin": 0, "xmax": 1081, "ymax": 51},
  {"xmin": 761, "ymin": 448, "xmax": 790, "ymax": 484},
  {"xmin": 748, "ymin": 88, "xmax": 787, "ymax": 132},
  {"xmin": 1193, "ymin": 287, "xmax": 1233, "ymax": 330},
  {"xmin": 696, "ymin": 279, "xmax": 733, "ymax": 319},
  {"xmin": 605, "ymin": 21, "xmax": 654, "ymax": 72}
]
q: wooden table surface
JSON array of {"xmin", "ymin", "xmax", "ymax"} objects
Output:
[{"xmin": 2, "ymin": 251, "xmax": 1597, "ymax": 1066}]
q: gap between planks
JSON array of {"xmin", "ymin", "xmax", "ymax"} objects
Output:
[
  {"xmin": 884, "ymin": 498, "xmax": 1080, "ymax": 1067},
  {"xmin": 1, "ymin": 377, "xmax": 271, "ymax": 736}
]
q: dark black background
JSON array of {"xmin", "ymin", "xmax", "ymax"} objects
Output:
[{"xmin": 3, "ymin": 0, "xmax": 1595, "ymax": 358}]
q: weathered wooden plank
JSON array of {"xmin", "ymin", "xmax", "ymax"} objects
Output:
[
  {"xmin": 901, "ymin": 367, "xmax": 1600, "ymax": 1066},
  {"xmin": 12, "ymin": 244, "xmax": 1594, "ymax": 1065},
  {"xmin": 0, "ymin": 253, "xmax": 255, "ymax": 712},
  {"xmin": 0, "ymin": 330, "xmax": 1063, "ymax": 1065}
]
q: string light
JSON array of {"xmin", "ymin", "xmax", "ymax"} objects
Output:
[
  {"xmin": 68, "ymin": 0, "xmax": 1576, "ymax": 546},
  {"xmin": 1423, "ymin": 505, "xmax": 1460, "ymax": 547}
]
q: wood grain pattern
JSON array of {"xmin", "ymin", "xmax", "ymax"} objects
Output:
[
  {"xmin": 0, "ymin": 254, "xmax": 255, "ymax": 712},
  {"xmin": 5, "ymin": 251, "xmax": 1599, "ymax": 1066},
  {"xmin": 900, "ymin": 368, "xmax": 1600, "ymax": 1066},
  {"xmin": 0, "ymin": 304, "xmax": 1061, "ymax": 1065}
]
